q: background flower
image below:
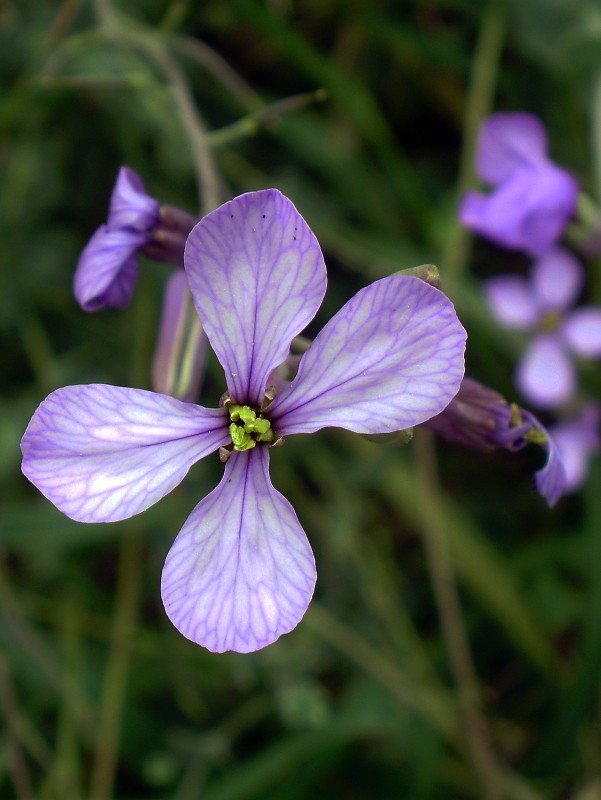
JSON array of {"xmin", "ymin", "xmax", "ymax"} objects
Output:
[
  {"xmin": 459, "ymin": 112, "xmax": 579, "ymax": 256},
  {"xmin": 485, "ymin": 248, "xmax": 601, "ymax": 408}
]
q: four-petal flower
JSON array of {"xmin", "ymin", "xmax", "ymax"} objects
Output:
[
  {"xmin": 22, "ymin": 189, "xmax": 466, "ymax": 653},
  {"xmin": 485, "ymin": 248, "xmax": 601, "ymax": 409}
]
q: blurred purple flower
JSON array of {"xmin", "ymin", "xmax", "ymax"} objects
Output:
[
  {"xmin": 485, "ymin": 248, "xmax": 601, "ymax": 409},
  {"xmin": 74, "ymin": 167, "xmax": 197, "ymax": 311},
  {"xmin": 459, "ymin": 112, "xmax": 579, "ymax": 256},
  {"xmin": 550, "ymin": 404, "xmax": 600, "ymax": 492},
  {"xmin": 22, "ymin": 189, "xmax": 466, "ymax": 653},
  {"xmin": 425, "ymin": 377, "xmax": 567, "ymax": 506}
]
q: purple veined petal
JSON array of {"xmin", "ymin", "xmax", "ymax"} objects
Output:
[
  {"xmin": 476, "ymin": 112, "xmax": 548, "ymax": 184},
  {"xmin": 270, "ymin": 276, "xmax": 466, "ymax": 436},
  {"xmin": 21, "ymin": 385, "xmax": 229, "ymax": 523},
  {"xmin": 516, "ymin": 334, "xmax": 575, "ymax": 409},
  {"xmin": 530, "ymin": 248, "xmax": 584, "ymax": 312},
  {"xmin": 161, "ymin": 447, "xmax": 316, "ymax": 653},
  {"xmin": 184, "ymin": 190, "xmax": 327, "ymax": 407},
  {"xmin": 108, "ymin": 166, "xmax": 160, "ymax": 231},
  {"xmin": 562, "ymin": 307, "xmax": 601, "ymax": 357},
  {"xmin": 484, "ymin": 275, "xmax": 538, "ymax": 330},
  {"xmin": 152, "ymin": 271, "xmax": 208, "ymax": 402},
  {"xmin": 73, "ymin": 225, "xmax": 147, "ymax": 311}
]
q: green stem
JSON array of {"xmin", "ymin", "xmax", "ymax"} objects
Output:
[
  {"xmin": 0, "ymin": 656, "xmax": 35, "ymax": 800},
  {"xmin": 443, "ymin": 0, "xmax": 505, "ymax": 287},
  {"xmin": 413, "ymin": 429, "xmax": 503, "ymax": 800},
  {"xmin": 88, "ymin": 532, "xmax": 142, "ymax": 800}
]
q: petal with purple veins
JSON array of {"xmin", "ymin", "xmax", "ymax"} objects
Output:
[
  {"xmin": 108, "ymin": 166, "xmax": 160, "ymax": 231},
  {"xmin": 73, "ymin": 225, "xmax": 147, "ymax": 311},
  {"xmin": 530, "ymin": 248, "xmax": 584, "ymax": 312},
  {"xmin": 270, "ymin": 276, "xmax": 466, "ymax": 436},
  {"xmin": 161, "ymin": 447, "xmax": 316, "ymax": 653},
  {"xmin": 476, "ymin": 112, "xmax": 548, "ymax": 184},
  {"xmin": 21, "ymin": 385, "xmax": 229, "ymax": 523},
  {"xmin": 516, "ymin": 334, "xmax": 574, "ymax": 409},
  {"xmin": 562, "ymin": 308, "xmax": 601, "ymax": 357},
  {"xmin": 184, "ymin": 190, "xmax": 327, "ymax": 406},
  {"xmin": 484, "ymin": 275, "xmax": 538, "ymax": 330}
]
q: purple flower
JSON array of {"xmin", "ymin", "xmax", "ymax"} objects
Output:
[
  {"xmin": 22, "ymin": 189, "xmax": 466, "ymax": 653},
  {"xmin": 425, "ymin": 377, "xmax": 567, "ymax": 506},
  {"xmin": 74, "ymin": 167, "xmax": 197, "ymax": 311},
  {"xmin": 550, "ymin": 404, "xmax": 600, "ymax": 492},
  {"xmin": 485, "ymin": 248, "xmax": 601, "ymax": 409},
  {"xmin": 459, "ymin": 112, "xmax": 579, "ymax": 256}
]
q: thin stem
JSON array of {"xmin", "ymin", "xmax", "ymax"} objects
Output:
[
  {"xmin": 89, "ymin": 532, "xmax": 143, "ymax": 800},
  {"xmin": 306, "ymin": 603, "xmax": 461, "ymax": 745},
  {"xmin": 443, "ymin": 0, "xmax": 505, "ymax": 286},
  {"xmin": 413, "ymin": 428, "xmax": 503, "ymax": 800},
  {"xmin": 173, "ymin": 34, "xmax": 262, "ymax": 111},
  {"xmin": 93, "ymin": 0, "xmax": 221, "ymax": 214},
  {"xmin": 0, "ymin": 657, "xmax": 34, "ymax": 800}
]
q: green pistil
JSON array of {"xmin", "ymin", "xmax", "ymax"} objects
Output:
[{"xmin": 228, "ymin": 404, "xmax": 275, "ymax": 451}]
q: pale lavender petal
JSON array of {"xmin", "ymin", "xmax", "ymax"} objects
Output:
[
  {"xmin": 562, "ymin": 308, "xmax": 601, "ymax": 357},
  {"xmin": 516, "ymin": 335, "xmax": 575, "ymax": 409},
  {"xmin": 73, "ymin": 225, "xmax": 147, "ymax": 311},
  {"xmin": 519, "ymin": 411, "xmax": 567, "ymax": 507},
  {"xmin": 530, "ymin": 248, "xmax": 584, "ymax": 311},
  {"xmin": 484, "ymin": 275, "xmax": 538, "ymax": 330},
  {"xmin": 550, "ymin": 405, "xmax": 599, "ymax": 491},
  {"xmin": 270, "ymin": 276, "xmax": 466, "ymax": 436},
  {"xmin": 161, "ymin": 447, "xmax": 316, "ymax": 653},
  {"xmin": 460, "ymin": 168, "xmax": 578, "ymax": 257},
  {"xmin": 184, "ymin": 190, "xmax": 327, "ymax": 406},
  {"xmin": 108, "ymin": 166, "xmax": 160, "ymax": 231},
  {"xmin": 152, "ymin": 271, "xmax": 208, "ymax": 402},
  {"xmin": 476, "ymin": 112, "xmax": 548, "ymax": 184},
  {"xmin": 21, "ymin": 385, "xmax": 229, "ymax": 523}
]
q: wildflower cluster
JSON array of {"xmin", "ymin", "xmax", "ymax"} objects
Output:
[{"xmin": 459, "ymin": 111, "xmax": 601, "ymax": 492}]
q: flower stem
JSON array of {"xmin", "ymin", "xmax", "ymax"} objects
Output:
[
  {"xmin": 89, "ymin": 532, "xmax": 142, "ymax": 800},
  {"xmin": 413, "ymin": 428, "xmax": 503, "ymax": 800},
  {"xmin": 0, "ymin": 656, "xmax": 35, "ymax": 800},
  {"xmin": 443, "ymin": 0, "xmax": 505, "ymax": 287}
]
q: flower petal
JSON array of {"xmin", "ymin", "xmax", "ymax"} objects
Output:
[
  {"xmin": 184, "ymin": 190, "xmax": 327, "ymax": 406},
  {"xmin": 161, "ymin": 447, "xmax": 316, "ymax": 653},
  {"xmin": 152, "ymin": 271, "xmax": 208, "ymax": 402},
  {"xmin": 21, "ymin": 385, "xmax": 229, "ymax": 523},
  {"xmin": 531, "ymin": 248, "xmax": 584, "ymax": 311},
  {"xmin": 270, "ymin": 276, "xmax": 466, "ymax": 435},
  {"xmin": 460, "ymin": 168, "xmax": 578, "ymax": 257},
  {"xmin": 562, "ymin": 308, "xmax": 601, "ymax": 357},
  {"xmin": 73, "ymin": 225, "xmax": 146, "ymax": 311},
  {"xmin": 550, "ymin": 405, "xmax": 600, "ymax": 492},
  {"xmin": 476, "ymin": 112, "xmax": 548, "ymax": 184},
  {"xmin": 108, "ymin": 166, "xmax": 160, "ymax": 231},
  {"xmin": 516, "ymin": 335, "xmax": 574, "ymax": 409},
  {"xmin": 484, "ymin": 275, "xmax": 538, "ymax": 330}
]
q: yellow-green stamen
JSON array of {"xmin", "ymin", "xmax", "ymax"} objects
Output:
[{"xmin": 228, "ymin": 404, "xmax": 275, "ymax": 451}]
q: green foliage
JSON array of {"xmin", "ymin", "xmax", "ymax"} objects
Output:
[{"xmin": 2, "ymin": 0, "xmax": 601, "ymax": 798}]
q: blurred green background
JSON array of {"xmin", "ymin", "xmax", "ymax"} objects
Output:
[{"xmin": 2, "ymin": 1, "xmax": 601, "ymax": 798}]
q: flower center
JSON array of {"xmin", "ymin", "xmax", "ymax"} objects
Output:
[
  {"xmin": 539, "ymin": 310, "xmax": 562, "ymax": 333},
  {"xmin": 228, "ymin": 404, "xmax": 275, "ymax": 452}
]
